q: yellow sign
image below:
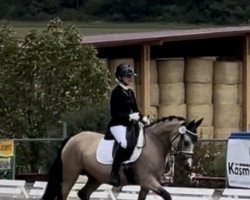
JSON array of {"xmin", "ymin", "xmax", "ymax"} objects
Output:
[{"xmin": 0, "ymin": 140, "xmax": 14, "ymax": 157}]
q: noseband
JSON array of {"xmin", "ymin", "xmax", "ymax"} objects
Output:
[{"xmin": 170, "ymin": 126, "xmax": 197, "ymax": 156}]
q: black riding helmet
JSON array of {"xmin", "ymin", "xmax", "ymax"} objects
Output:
[{"xmin": 115, "ymin": 64, "xmax": 137, "ymax": 79}]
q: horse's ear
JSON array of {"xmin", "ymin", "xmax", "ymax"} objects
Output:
[
  {"xmin": 186, "ymin": 120, "xmax": 195, "ymax": 128},
  {"xmin": 195, "ymin": 118, "xmax": 204, "ymax": 127}
]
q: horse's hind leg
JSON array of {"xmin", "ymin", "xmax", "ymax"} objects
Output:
[
  {"xmin": 61, "ymin": 176, "xmax": 79, "ymax": 200},
  {"xmin": 78, "ymin": 176, "xmax": 100, "ymax": 200},
  {"xmin": 138, "ymin": 187, "xmax": 149, "ymax": 200},
  {"xmin": 61, "ymin": 166, "xmax": 81, "ymax": 200}
]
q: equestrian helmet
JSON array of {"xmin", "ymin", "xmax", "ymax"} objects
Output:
[{"xmin": 115, "ymin": 64, "xmax": 136, "ymax": 78}]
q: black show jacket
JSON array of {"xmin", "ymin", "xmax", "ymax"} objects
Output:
[{"xmin": 108, "ymin": 84, "xmax": 140, "ymax": 128}]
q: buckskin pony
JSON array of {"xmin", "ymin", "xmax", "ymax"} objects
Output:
[{"xmin": 42, "ymin": 116, "xmax": 203, "ymax": 200}]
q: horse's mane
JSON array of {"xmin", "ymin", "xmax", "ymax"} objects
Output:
[{"xmin": 146, "ymin": 115, "xmax": 186, "ymax": 127}]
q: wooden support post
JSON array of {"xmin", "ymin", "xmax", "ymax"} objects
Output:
[
  {"xmin": 140, "ymin": 45, "xmax": 150, "ymax": 116},
  {"xmin": 243, "ymin": 36, "xmax": 250, "ymax": 130}
]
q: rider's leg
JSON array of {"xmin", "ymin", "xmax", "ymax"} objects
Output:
[
  {"xmin": 109, "ymin": 125, "xmax": 127, "ymax": 187},
  {"xmin": 109, "ymin": 145, "xmax": 126, "ymax": 186},
  {"xmin": 110, "ymin": 125, "xmax": 128, "ymax": 149}
]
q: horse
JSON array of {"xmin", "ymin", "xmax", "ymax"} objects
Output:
[{"xmin": 42, "ymin": 116, "xmax": 203, "ymax": 200}]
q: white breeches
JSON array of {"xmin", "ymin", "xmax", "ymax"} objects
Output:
[{"xmin": 110, "ymin": 125, "xmax": 127, "ymax": 149}]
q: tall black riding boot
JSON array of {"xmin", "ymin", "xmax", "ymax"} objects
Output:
[{"xmin": 109, "ymin": 146, "xmax": 126, "ymax": 187}]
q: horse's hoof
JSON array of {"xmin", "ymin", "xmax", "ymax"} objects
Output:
[
  {"xmin": 109, "ymin": 179, "xmax": 119, "ymax": 187},
  {"xmin": 77, "ymin": 190, "xmax": 86, "ymax": 200},
  {"xmin": 109, "ymin": 174, "xmax": 120, "ymax": 187}
]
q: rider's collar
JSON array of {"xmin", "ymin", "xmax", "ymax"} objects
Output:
[{"xmin": 117, "ymin": 80, "xmax": 129, "ymax": 90}]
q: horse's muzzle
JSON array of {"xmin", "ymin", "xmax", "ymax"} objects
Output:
[
  {"xmin": 184, "ymin": 163, "xmax": 194, "ymax": 171},
  {"xmin": 184, "ymin": 157, "xmax": 193, "ymax": 171}
]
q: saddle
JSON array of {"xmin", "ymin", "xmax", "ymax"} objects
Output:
[
  {"xmin": 111, "ymin": 122, "xmax": 140, "ymax": 157},
  {"xmin": 96, "ymin": 122, "xmax": 145, "ymax": 165}
]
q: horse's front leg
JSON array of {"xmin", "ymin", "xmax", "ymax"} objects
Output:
[
  {"xmin": 142, "ymin": 177, "xmax": 172, "ymax": 200},
  {"xmin": 138, "ymin": 187, "xmax": 149, "ymax": 200}
]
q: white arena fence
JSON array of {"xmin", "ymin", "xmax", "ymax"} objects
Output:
[{"xmin": 0, "ymin": 138, "xmax": 227, "ymax": 181}]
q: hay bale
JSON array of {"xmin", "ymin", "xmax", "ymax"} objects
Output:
[
  {"xmin": 135, "ymin": 106, "xmax": 158, "ymax": 120},
  {"xmin": 149, "ymin": 106, "xmax": 158, "ymax": 120},
  {"xmin": 238, "ymin": 84, "xmax": 242, "ymax": 105},
  {"xmin": 187, "ymin": 104, "xmax": 213, "ymax": 126},
  {"xmin": 157, "ymin": 58, "xmax": 185, "ymax": 83},
  {"xmin": 213, "ymin": 84, "xmax": 238, "ymax": 105},
  {"xmin": 159, "ymin": 83, "xmax": 185, "ymax": 105},
  {"xmin": 136, "ymin": 84, "xmax": 159, "ymax": 106},
  {"xmin": 158, "ymin": 104, "xmax": 186, "ymax": 118},
  {"xmin": 197, "ymin": 126, "xmax": 214, "ymax": 139},
  {"xmin": 185, "ymin": 83, "xmax": 212, "ymax": 104},
  {"xmin": 238, "ymin": 61, "xmax": 243, "ymax": 84},
  {"xmin": 213, "ymin": 104, "xmax": 241, "ymax": 127},
  {"xmin": 150, "ymin": 83, "xmax": 160, "ymax": 106},
  {"xmin": 239, "ymin": 105, "xmax": 243, "ymax": 129},
  {"xmin": 214, "ymin": 61, "xmax": 239, "ymax": 84},
  {"xmin": 185, "ymin": 58, "xmax": 214, "ymax": 83},
  {"xmin": 214, "ymin": 127, "xmax": 241, "ymax": 139},
  {"xmin": 150, "ymin": 59, "xmax": 158, "ymax": 83}
]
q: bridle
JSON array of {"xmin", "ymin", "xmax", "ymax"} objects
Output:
[{"xmin": 170, "ymin": 125, "xmax": 197, "ymax": 156}]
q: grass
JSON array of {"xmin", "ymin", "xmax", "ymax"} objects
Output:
[{"xmin": 0, "ymin": 20, "xmax": 216, "ymax": 39}]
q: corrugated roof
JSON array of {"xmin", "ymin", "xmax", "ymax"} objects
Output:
[{"xmin": 81, "ymin": 25, "xmax": 250, "ymax": 47}]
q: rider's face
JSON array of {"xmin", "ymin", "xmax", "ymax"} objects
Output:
[{"xmin": 121, "ymin": 76, "xmax": 133, "ymax": 85}]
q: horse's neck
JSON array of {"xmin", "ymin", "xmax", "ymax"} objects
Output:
[
  {"xmin": 146, "ymin": 122, "xmax": 173, "ymax": 141},
  {"xmin": 145, "ymin": 125, "xmax": 172, "ymax": 155}
]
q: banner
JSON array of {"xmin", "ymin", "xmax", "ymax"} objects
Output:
[
  {"xmin": 226, "ymin": 133, "xmax": 250, "ymax": 188},
  {"xmin": 0, "ymin": 140, "xmax": 14, "ymax": 157}
]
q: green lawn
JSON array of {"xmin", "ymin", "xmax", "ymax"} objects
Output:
[{"xmin": 0, "ymin": 20, "xmax": 216, "ymax": 39}]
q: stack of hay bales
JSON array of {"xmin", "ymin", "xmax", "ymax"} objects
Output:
[
  {"xmin": 185, "ymin": 58, "xmax": 214, "ymax": 139},
  {"xmin": 157, "ymin": 58, "xmax": 186, "ymax": 118},
  {"xmin": 213, "ymin": 61, "xmax": 242, "ymax": 139},
  {"xmin": 135, "ymin": 60, "xmax": 159, "ymax": 120},
  {"xmin": 107, "ymin": 57, "xmax": 243, "ymax": 140}
]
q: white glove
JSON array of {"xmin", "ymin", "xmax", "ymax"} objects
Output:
[
  {"xmin": 142, "ymin": 116, "xmax": 150, "ymax": 125},
  {"xmin": 129, "ymin": 112, "xmax": 140, "ymax": 121}
]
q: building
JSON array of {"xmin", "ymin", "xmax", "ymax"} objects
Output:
[{"xmin": 82, "ymin": 26, "xmax": 250, "ymax": 139}]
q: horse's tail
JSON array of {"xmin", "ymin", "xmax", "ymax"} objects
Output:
[{"xmin": 42, "ymin": 138, "xmax": 70, "ymax": 200}]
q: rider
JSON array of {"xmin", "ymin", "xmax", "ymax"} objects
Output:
[{"xmin": 107, "ymin": 63, "xmax": 150, "ymax": 187}]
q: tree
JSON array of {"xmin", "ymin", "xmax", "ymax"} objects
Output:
[
  {"xmin": 0, "ymin": 19, "xmax": 110, "ymax": 172},
  {"xmin": 0, "ymin": 18, "xmax": 110, "ymax": 139}
]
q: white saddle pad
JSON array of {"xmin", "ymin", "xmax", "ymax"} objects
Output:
[{"xmin": 96, "ymin": 124, "xmax": 144, "ymax": 165}]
